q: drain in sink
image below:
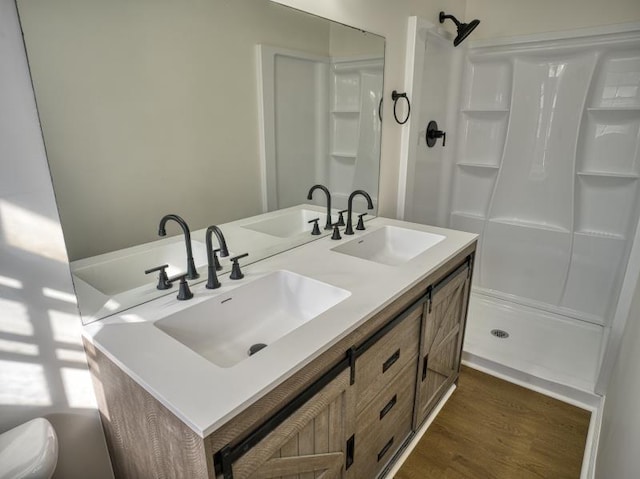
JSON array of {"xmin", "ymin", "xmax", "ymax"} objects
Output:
[{"xmin": 248, "ymin": 343, "xmax": 268, "ymax": 356}]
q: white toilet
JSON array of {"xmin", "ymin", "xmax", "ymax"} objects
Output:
[{"xmin": 0, "ymin": 418, "xmax": 58, "ymax": 479}]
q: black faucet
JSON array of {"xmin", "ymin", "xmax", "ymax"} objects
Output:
[
  {"xmin": 158, "ymin": 214, "xmax": 199, "ymax": 280},
  {"xmin": 205, "ymin": 225, "xmax": 230, "ymax": 289},
  {"xmin": 344, "ymin": 190, "xmax": 374, "ymax": 235},
  {"xmin": 306, "ymin": 184, "xmax": 332, "ymax": 230}
]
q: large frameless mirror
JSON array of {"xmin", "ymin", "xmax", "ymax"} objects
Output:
[{"xmin": 17, "ymin": 0, "xmax": 385, "ymax": 322}]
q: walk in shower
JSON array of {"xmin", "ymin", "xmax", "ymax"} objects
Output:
[{"xmin": 402, "ymin": 19, "xmax": 640, "ymax": 399}]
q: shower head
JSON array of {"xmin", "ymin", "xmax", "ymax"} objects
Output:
[{"xmin": 439, "ymin": 11, "xmax": 480, "ymax": 47}]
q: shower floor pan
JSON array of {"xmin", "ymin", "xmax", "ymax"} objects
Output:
[{"xmin": 462, "ymin": 291, "xmax": 605, "ymax": 396}]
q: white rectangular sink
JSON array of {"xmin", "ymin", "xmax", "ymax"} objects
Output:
[
  {"xmin": 154, "ymin": 270, "xmax": 350, "ymax": 368},
  {"xmin": 72, "ymin": 241, "xmax": 207, "ymax": 296},
  {"xmin": 331, "ymin": 226, "xmax": 445, "ymax": 266},
  {"xmin": 242, "ymin": 209, "xmax": 328, "ymax": 238}
]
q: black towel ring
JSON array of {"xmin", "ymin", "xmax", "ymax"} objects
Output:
[{"xmin": 391, "ymin": 90, "xmax": 410, "ymax": 124}]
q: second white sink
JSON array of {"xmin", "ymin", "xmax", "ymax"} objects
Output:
[
  {"xmin": 332, "ymin": 226, "xmax": 445, "ymax": 266},
  {"xmin": 241, "ymin": 209, "xmax": 328, "ymax": 238},
  {"xmin": 154, "ymin": 270, "xmax": 350, "ymax": 368}
]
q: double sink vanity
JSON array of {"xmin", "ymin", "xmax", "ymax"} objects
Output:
[{"xmin": 81, "ymin": 212, "xmax": 477, "ymax": 479}]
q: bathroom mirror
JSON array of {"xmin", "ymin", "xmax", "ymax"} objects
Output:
[{"xmin": 17, "ymin": 0, "xmax": 384, "ymax": 322}]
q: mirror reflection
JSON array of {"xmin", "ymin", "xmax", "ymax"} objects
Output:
[{"xmin": 17, "ymin": 0, "xmax": 384, "ymax": 322}]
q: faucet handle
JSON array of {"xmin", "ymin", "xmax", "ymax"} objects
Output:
[
  {"xmin": 229, "ymin": 253, "xmax": 249, "ymax": 280},
  {"xmin": 308, "ymin": 218, "xmax": 321, "ymax": 236},
  {"xmin": 356, "ymin": 213, "xmax": 368, "ymax": 231},
  {"xmin": 337, "ymin": 209, "xmax": 348, "ymax": 227},
  {"xmin": 168, "ymin": 273, "xmax": 193, "ymax": 300},
  {"xmin": 145, "ymin": 264, "xmax": 172, "ymax": 290},
  {"xmin": 331, "ymin": 223, "xmax": 342, "ymax": 240}
]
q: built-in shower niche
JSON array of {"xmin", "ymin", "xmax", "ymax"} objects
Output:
[
  {"xmin": 579, "ymin": 109, "xmax": 640, "ymax": 176},
  {"xmin": 457, "ymin": 110, "xmax": 508, "ymax": 167},
  {"xmin": 461, "ymin": 59, "xmax": 512, "ymax": 110}
]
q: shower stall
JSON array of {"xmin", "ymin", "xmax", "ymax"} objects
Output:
[{"xmin": 401, "ymin": 19, "xmax": 640, "ymax": 401}]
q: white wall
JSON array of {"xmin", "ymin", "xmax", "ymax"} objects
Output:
[
  {"xmin": 0, "ymin": 1, "xmax": 113, "ymax": 477},
  {"xmin": 596, "ymin": 273, "xmax": 640, "ymax": 478},
  {"xmin": 271, "ymin": 0, "xmax": 466, "ymax": 218},
  {"xmin": 467, "ymin": 0, "xmax": 640, "ymax": 40}
]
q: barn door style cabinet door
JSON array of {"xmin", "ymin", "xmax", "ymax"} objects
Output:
[
  {"xmin": 415, "ymin": 259, "xmax": 472, "ymax": 427},
  {"xmin": 218, "ymin": 368, "xmax": 356, "ymax": 479}
]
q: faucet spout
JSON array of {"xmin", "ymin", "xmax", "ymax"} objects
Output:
[
  {"xmin": 345, "ymin": 190, "xmax": 374, "ymax": 235},
  {"xmin": 307, "ymin": 184, "xmax": 332, "ymax": 230},
  {"xmin": 205, "ymin": 225, "xmax": 230, "ymax": 289},
  {"xmin": 158, "ymin": 214, "xmax": 199, "ymax": 280}
]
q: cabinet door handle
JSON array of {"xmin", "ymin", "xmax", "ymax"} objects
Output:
[
  {"xmin": 422, "ymin": 354, "xmax": 429, "ymax": 381},
  {"xmin": 377, "ymin": 436, "xmax": 394, "ymax": 462},
  {"xmin": 379, "ymin": 394, "xmax": 397, "ymax": 420},
  {"xmin": 382, "ymin": 349, "xmax": 400, "ymax": 373}
]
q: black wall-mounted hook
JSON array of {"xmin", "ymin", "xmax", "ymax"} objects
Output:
[
  {"xmin": 426, "ymin": 120, "xmax": 446, "ymax": 147},
  {"xmin": 391, "ymin": 90, "xmax": 411, "ymax": 125}
]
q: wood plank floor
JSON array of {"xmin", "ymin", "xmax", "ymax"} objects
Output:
[{"xmin": 395, "ymin": 367, "xmax": 591, "ymax": 479}]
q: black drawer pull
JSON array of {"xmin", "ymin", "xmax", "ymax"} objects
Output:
[
  {"xmin": 346, "ymin": 434, "xmax": 355, "ymax": 469},
  {"xmin": 377, "ymin": 436, "xmax": 394, "ymax": 462},
  {"xmin": 422, "ymin": 353, "xmax": 429, "ymax": 381},
  {"xmin": 379, "ymin": 394, "xmax": 397, "ymax": 420},
  {"xmin": 382, "ymin": 349, "xmax": 400, "ymax": 373}
]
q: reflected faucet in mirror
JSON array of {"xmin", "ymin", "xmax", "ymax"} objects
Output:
[
  {"xmin": 307, "ymin": 185, "xmax": 333, "ymax": 230},
  {"xmin": 345, "ymin": 190, "xmax": 374, "ymax": 235},
  {"xmin": 205, "ymin": 225, "xmax": 230, "ymax": 290},
  {"xmin": 158, "ymin": 214, "xmax": 199, "ymax": 280}
]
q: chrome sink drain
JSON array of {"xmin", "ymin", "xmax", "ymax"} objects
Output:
[{"xmin": 490, "ymin": 329, "xmax": 509, "ymax": 339}]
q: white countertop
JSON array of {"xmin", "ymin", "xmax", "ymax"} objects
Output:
[{"xmin": 82, "ymin": 217, "xmax": 476, "ymax": 437}]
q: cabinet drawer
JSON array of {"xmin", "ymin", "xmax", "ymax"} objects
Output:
[
  {"xmin": 355, "ymin": 303, "xmax": 421, "ymax": 411},
  {"xmin": 354, "ymin": 359, "xmax": 416, "ymax": 479}
]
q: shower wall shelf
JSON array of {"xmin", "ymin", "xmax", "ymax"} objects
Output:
[
  {"xmin": 456, "ymin": 162, "xmax": 500, "ymax": 169},
  {"xmin": 330, "ymin": 152, "xmax": 357, "ymax": 159},
  {"xmin": 488, "ymin": 217, "xmax": 570, "ymax": 233},
  {"xmin": 587, "ymin": 107, "xmax": 640, "ymax": 111},
  {"xmin": 577, "ymin": 171, "xmax": 639, "ymax": 178},
  {"xmin": 449, "ymin": 40, "xmax": 640, "ymax": 326},
  {"xmin": 460, "ymin": 108, "xmax": 510, "ymax": 113}
]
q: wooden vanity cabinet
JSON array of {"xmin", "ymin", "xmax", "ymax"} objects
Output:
[{"xmin": 86, "ymin": 245, "xmax": 475, "ymax": 479}]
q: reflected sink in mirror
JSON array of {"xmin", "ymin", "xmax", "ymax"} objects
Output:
[
  {"xmin": 241, "ymin": 209, "xmax": 329, "ymax": 238},
  {"xmin": 332, "ymin": 226, "xmax": 446, "ymax": 266},
  {"xmin": 72, "ymin": 241, "xmax": 207, "ymax": 296},
  {"xmin": 154, "ymin": 270, "xmax": 350, "ymax": 368}
]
